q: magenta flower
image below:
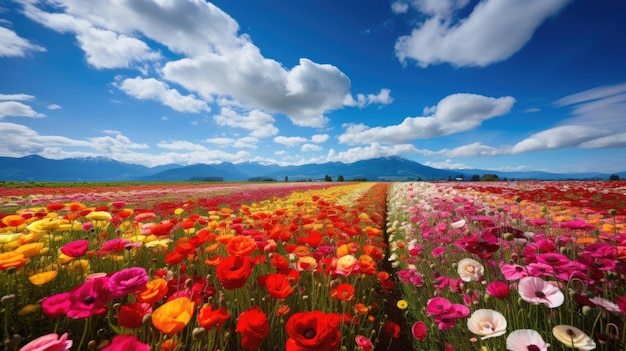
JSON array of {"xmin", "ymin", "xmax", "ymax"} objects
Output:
[
  {"xmin": 506, "ymin": 329, "xmax": 550, "ymax": 351},
  {"xmin": 66, "ymin": 276, "xmax": 112, "ymax": 319},
  {"xmin": 426, "ymin": 297, "xmax": 451, "ymax": 316},
  {"xmin": 41, "ymin": 292, "xmax": 71, "ymax": 318},
  {"xmin": 486, "ymin": 281, "xmax": 510, "ymax": 299},
  {"xmin": 19, "ymin": 332, "xmax": 72, "ymax": 351},
  {"xmin": 517, "ymin": 276, "xmax": 564, "ymax": 308},
  {"xmin": 101, "ymin": 335, "xmax": 149, "ymax": 351},
  {"xmin": 107, "ymin": 267, "xmax": 150, "ymax": 297},
  {"xmin": 354, "ymin": 335, "xmax": 373, "ymax": 351},
  {"xmin": 500, "ymin": 263, "xmax": 529, "ymax": 280},
  {"xmin": 60, "ymin": 240, "xmax": 89, "ymax": 258}
]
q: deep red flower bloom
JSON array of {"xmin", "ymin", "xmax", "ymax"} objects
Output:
[
  {"xmin": 486, "ymin": 280, "xmax": 510, "ymax": 299},
  {"xmin": 236, "ymin": 306, "xmax": 270, "ymax": 350},
  {"xmin": 197, "ymin": 304, "xmax": 231, "ymax": 330},
  {"xmin": 117, "ymin": 302, "xmax": 152, "ymax": 329},
  {"xmin": 383, "ymin": 320, "xmax": 401, "ymax": 339},
  {"xmin": 285, "ymin": 311, "xmax": 341, "ymax": 351},
  {"xmin": 216, "ymin": 255, "xmax": 254, "ymax": 290}
]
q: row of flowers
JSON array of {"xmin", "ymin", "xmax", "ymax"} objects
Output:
[
  {"xmin": 1, "ymin": 182, "xmax": 394, "ymax": 351},
  {"xmin": 386, "ymin": 181, "xmax": 626, "ymax": 350}
]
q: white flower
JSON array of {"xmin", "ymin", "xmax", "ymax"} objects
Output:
[
  {"xmin": 552, "ymin": 325, "xmax": 596, "ymax": 351},
  {"xmin": 457, "ymin": 258, "xmax": 484, "ymax": 282},
  {"xmin": 467, "ymin": 309, "xmax": 507, "ymax": 340},
  {"xmin": 506, "ymin": 329, "xmax": 549, "ymax": 351}
]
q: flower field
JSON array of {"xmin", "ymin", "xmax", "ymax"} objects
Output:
[
  {"xmin": 1, "ymin": 180, "xmax": 625, "ymax": 350},
  {"xmin": 387, "ymin": 181, "xmax": 626, "ymax": 351}
]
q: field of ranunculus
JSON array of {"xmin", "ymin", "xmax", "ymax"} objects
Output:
[
  {"xmin": 387, "ymin": 181, "xmax": 626, "ymax": 351},
  {"xmin": 1, "ymin": 180, "xmax": 625, "ymax": 351}
]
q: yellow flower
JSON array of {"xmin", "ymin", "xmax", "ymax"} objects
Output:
[
  {"xmin": 86, "ymin": 211, "xmax": 112, "ymax": 222},
  {"xmin": 14, "ymin": 242, "xmax": 45, "ymax": 258},
  {"xmin": 0, "ymin": 233, "xmax": 22, "ymax": 244},
  {"xmin": 174, "ymin": 208, "xmax": 184, "ymax": 215},
  {"xmin": 18, "ymin": 304, "xmax": 41, "ymax": 316},
  {"xmin": 65, "ymin": 259, "xmax": 90, "ymax": 274},
  {"xmin": 396, "ymin": 300, "xmax": 408, "ymax": 310},
  {"xmin": 57, "ymin": 253, "xmax": 74, "ymax": 265},
  {"xmin": 28, "ymin": 271, "xmax": 58, "ymax": 285}
]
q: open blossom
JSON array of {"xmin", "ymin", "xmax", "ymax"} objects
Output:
[
  {"xmin": 19, "ymin": 332, "xmax": 72, "ymax": 351},
  {"xmin": 517, "ymin": 276, "xmax": 564, "ymax": 308},
  {"xmin": 552, "ymin": 325, "xmax": 596, "ymax": 351},
  {"xmin": 506, "ymin": 329, "xmax": 550, "ymax": 351},
  {"xmin": 466, "ymin": 309, "xmax": 507, "ymax": 340},
  {"xmin": 101, "ymin": 335, "xmax": 149, "ymax": 351},
  {"xmin": 486, "ymin": 281, "xmax": 510, "ymax": 299},
  {"xmin": 457, "ymin": 258, "xmax": 484, "ymax": 282},
  {"xmin": 107, "ymin": 267, "xmax": 150, "ymax": 297}
]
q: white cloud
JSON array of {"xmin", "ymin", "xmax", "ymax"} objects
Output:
[
  {"xmin": 344, "ymin": 88, "xmax": 394, "ymax": 108},
  {"xmin": 424, "ymin": 159, "xmax": 471, "ymax": 170},
  {"xmin": 301, "ymin": 144, "xmax": 322, "ymax": 152},
  {"xmin": 77, "ymin": 28, "xmax": 161, "ymax": 69},
  {"xmin": 206, "ymin": 137, "xmax": 235, "ymax": 146},
  {"xmin": 0, "ymin": 94, "xmax": 35, "ymax": 101},
  {"xmin": 157, "ymin": 140, "xmax": 207, "ymax": 152},
  {"xmin": 390, "ymin": 1, "xmax": 409, "ymax": 14},
  {"xmin": 440, "ymin": 142, "xmax": 504, "ymax": 158},
  {"xmin": 47, "ymin": 104, "xmax": 62, "ymax": 110},
  {"xmin": 395, "ymin": 0, "xmax": 572, "ymax": 67},
  {"xmin": 511, "ymin": 125, "xmax": 609, "ymax": 153},
  {"xmin": 213, "ymin": 108, "xmax": 278, "ymax": 138},
  {"xmin": 206, "ymin": 136, "xmax": 258, "ymax": 149},
  {"xmin": 325, "ymin": 143, "xmax": 420, "ymax": 163},
  {"xmin": 554, "ymin": 82, "xmax": 626, "ymax": 132},
  {"xmin": 115, "ymin": 76, "xmax": 210, "ymax": 113},
  {"xmin": 339, "ymin": 93, "xmax": 515, "ymax": 145},
  {"xmin": 273, "ymin": 136, "xmax": 308, "ymax": 147},
  {"xmin": 0, "ymin": 101, "xmax": 45, "ymax": 118},
  {"xmin": 0, "ymin": 26, "xmax": 45, "ymax": 57},
  {"xmin": 0, "ymin": 122, "xmax": 90, "ymax": 156},
  {"xmin": 311, "ymin": 134, "xmax": 330, "ymax": 143}
]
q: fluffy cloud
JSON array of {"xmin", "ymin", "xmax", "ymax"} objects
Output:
[
  {"xmin": 325, "ymin": 143, "xmax": 421, "ymax": 163},
  {"xmin": 511, "ymin": 126, "xmax": 610, "ymax": 154},
  {"xmin": 0, "ymin": 101, "xmax": 45, "ymax": 118},
  {"xmin": 0, "ymin": 122, "xmax": 90, "ymax": 156},
  {"xmin": 339, "ymin": 93, "xmax": 515, "ymax": 145},
  {"xmin": 395, "ymin": 0, "xmax": 572, "ymax": 67},
  {"xmin": 205, "ymin": 136, "xmax": 258, "ymax": 149},
  {"xmin": 115, "ymin": 77, "xmax": 210, "ymax": 113},
  {"xmin": 273, "ymin": 136, "xmax": 308, "ymax": 147},
  {"xmin": 301, "ymin": 144, "xmax": 322, "ymax": 152},
  {"xmin": 344, "ymin": 89, "xmax": 394, "ymax": 108},
  {"xmin": 77, "ymin": 28, "xmax": 161, "ymax": 69},
  {"xmin": 0, "ymin": 26, "xmax": 46, "ymax": 57},
  {"xmin": 213, "ymin": 108, "xmax": 278, "ymax": 138}
]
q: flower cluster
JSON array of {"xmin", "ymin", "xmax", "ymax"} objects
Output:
[
  {"xmin": 0, "ymin": 182, "xmax": 392, "ymax": 350},
  {"xmin": 387, "ymin": 181, "xmax": 626, "ymax": 351}
]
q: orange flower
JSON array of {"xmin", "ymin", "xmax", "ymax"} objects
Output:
[
  {"xmin": 296, "ymin": 256, "xmax": 318, "ymax": 272},
  {"xmin": 353, "ymin": 303, "xmax": 369, "ymax": 315},
  {"xmin": 151, "ymin": 297, "xmax": 195, "ymax": 335},
  {"xmin": 331, "ymin": 283, "xmax": 355, "ymax": 301},
  {"xmin": 28, "ymin": 271, "xmax": 58, "ymax": 285},
  {"xmin": 358, "ymin": 255, "xmax": 377, "ymax": 275},
  {"xmin": 14, "ymin": 242, "xmax": 44, "ymax": 258},
  {"xmin": 65, "ymin": 202, "xmax": 86, "ymax": 212},
  {"xmin": 226, "ymin": 235, "xmax": 257, "ymax": 256},
  {"xmin": 2, "ymin": 215, "xmax": 25, "ymax": 227},
  {"xmin": 276, "ymin": 305, "xmax": 291, "ymax": 317},
  {"xmin": 136, "ymin": 278, "xmax": 168, "ymax": 304},
  {"xmin": 204, "ymin": 255, "xmax": 223, "ymax": 266},
  {"xmin": 0, "ymin": 251, "xmax": 28, "ymax": 271}
]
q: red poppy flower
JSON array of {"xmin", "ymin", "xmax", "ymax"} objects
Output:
[
  {"xmin": 236, "ymin": 306, "xmax": 270, "ymax": 350},
  {"xmin": 118, "ymin": 302, "xmax": 152, "ymax": 329},
  {"xmin": 216, "ymin": 255, "xmax": 254, "ymax": 290},
  {"xmin": 285, "ymin": 311, "xmax": 341, "ymax": 351},
  {"xmin": 383, "ymin": 320, "xmax": 401, "ymax": 338},
  {"xmin": 197, "ymin": 304, "xmax": 231, "ymax": 330},
  {"xmin": 264, "ymin": 273, "xmax": 295, "ymax": 300},
  {"xmin": 331, "ymin": 283, "xmax": 355, "ymax": 301}
]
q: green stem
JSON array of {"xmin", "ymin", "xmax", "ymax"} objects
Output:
[{"xmin": 78, "ymin": 316, "xmax": 92, "ymax": 351}]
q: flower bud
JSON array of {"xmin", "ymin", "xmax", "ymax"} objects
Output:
[{"xmin": 582, "ymin": 305, "xmax": 592, "ymax": 316}]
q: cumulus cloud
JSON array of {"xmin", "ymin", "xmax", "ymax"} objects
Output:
[
  {"xmin": 0, "ymin": 101, "xmax": 45, "ymax": 118},
  {"xmin": 390, "ymin": 1, "xmax": 409, "ymax": 14},
  {"xmin": 47, "ymin": 104, "xmax": 62, "ymax": 110},
  {"xmin": 213, "ymin": 108, "xmax": 278, "ymax": 138},
  {"xmin": 0, "ymin": 122, "xmax": 90, "ymax": 156},
  {"xmin": 424, "ymin": 159, "xmax": 471, "ymax": 170},
  {"xmin": 311, "ymin": 134, "xmax": 330, "ymax": 143},
  {"xmin": 301, "ymin": 144, "xmax": 322, "ymax": 152},
  {"xmin": 325, "ymin": 143, "xmax": 421, "ymax": 164},
  {"xmin": 339, "ymin": 93, "xmax": 515, "ymax": 145},
  {"xmin": 395, "ymin": 0, "xmax": 572, "ymax": 67},
  {"xmin": 77, "ymin": 28, "xmax": 161, "ymax": 69},
  {"xmin": 115, "ymin": 77, "xmax": 210, "ymax": 113},
  {"xmin": 205, "ymin": 136, "xmax": 258, "ymax": 149},
  {"xmin": 0, "ymin": 26, "xmax": 46, "ymax": 57},
  {"xmin": 344, "ymin": 89, "xmax": 394, "ymax": 108},
  {"xmin": 273, "ymin": 136, "xmax": 308, "ymax": 147}
]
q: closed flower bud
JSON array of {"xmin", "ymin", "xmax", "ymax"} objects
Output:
[
  {"xmin": 582, "ymin": 305, "xmax": 592, "ymax": 316},
  {"xmin": 193, "ymin": 327, "xmax": 207, "ymax": 340}
]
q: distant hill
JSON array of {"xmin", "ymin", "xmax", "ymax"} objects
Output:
[{"xmin": 0, "ymin": 155, "xmax": 623, "ymax": 182}]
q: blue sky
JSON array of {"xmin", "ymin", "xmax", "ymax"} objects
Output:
[{"xmin": 1, "ymin": 0, "xmax": 625, "ymax": 174}]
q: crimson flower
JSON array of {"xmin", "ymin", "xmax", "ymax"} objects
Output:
[
  {"xmin": 66, "ymin": 276, "xmax": 112, "ymax": 319},
  {"xmin": 60, "ymin": 240, "xmax": 89, "ymax": 258},
  {"xmin": 235, "ymin": 306, "xmax": 270, "ymax": 350}
]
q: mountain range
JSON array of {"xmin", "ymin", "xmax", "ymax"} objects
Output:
[{"xmin": 0, "ymin": 155, "xmax": 623, "ymax": 182}]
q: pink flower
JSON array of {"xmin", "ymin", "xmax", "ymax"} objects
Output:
[
  {"xmin": 500, "ymin": 263, "xmax": 529, "ymax": 280},
  {"xmin": 107, "ymin": 267, "xmax": 150, "ymax": 297},
  {"xmin": 486, "ymin": 281, "xmax": 510, "ymax": 299},
  {"xmin": 19, "ymin": 332, "xmax": 72, "ymax": 351},
  {"xmin": 41, "ymin": 293, "xmax": 71, "ymax": 318},
  {"xmin": 517, "ymin": 276, "xmax": 564, "ymax": 308},
  {"xmin": 411, "ymin": 321, "xmax": 427, "ymax": 341},
  {"xmin": 506, "ymin": 329, "xmax": 549, "ymax": 351},
  {"xmin": 66, "ymin": 276, "xmax": 112, "ymax": 319},
  {"xmin": 101, "ymin": 335, "xmax": 149, "ymax": 351},
  {"xmin": 354, "ymin": 335, "xmax": 373, "ymax": 351},
  {"xmin": 589, "ymin": 296, "xmax": 621, "ymax": 314},
  {"xmin": 426, "ymin": 297, "xmax": 451, "ymax": 316},
  {"xmin": 60, "ymin": 240, "xmax": 89, "ymax": 258},
  {"xmin": 431, "ymin": 246, "xmax": 446, "ymax": 257}
]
